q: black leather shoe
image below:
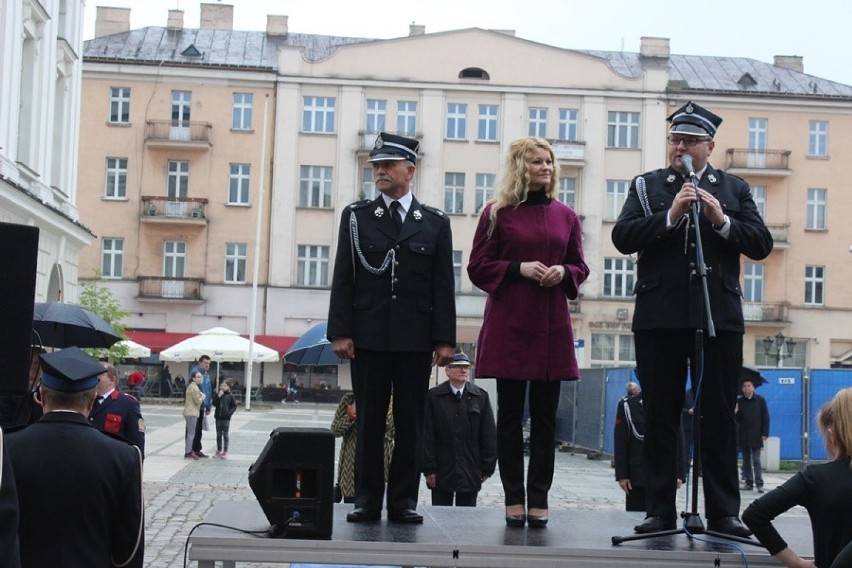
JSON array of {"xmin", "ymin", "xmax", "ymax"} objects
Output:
[
  {"xmin": 346, "ymin": 507, "xmax": 380, "ymax": 523},
  {"xmin": 707, "ymin": 516, "xmax": 752, "ymax": 537},
  {"xmin": 527, "ymin": 514, "xmax": 548, "ymax": 528},
  {"xmin": 505, "ymin": 514, "xmax": 525, "ymax": 527},
  {"xmin": 634, "ymin": 516, "xmax": 676, "ymax": 534},
  {"xmin": 387, "ymin": 508, "xmax": 423, "ymax": 524}
]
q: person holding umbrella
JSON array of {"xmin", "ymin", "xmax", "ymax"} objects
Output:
[{"xmin": 736, "ymin": 369, "xmax": 770, "ymax": 493}]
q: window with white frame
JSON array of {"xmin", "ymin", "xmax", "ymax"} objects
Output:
[
  {"xmin": 808, "ymin": 120, "xmax": 828, "ymax": 157},
  {"xmin": 228, "ymin": 163, "xmax": 251, "ymax": 204},
  {"xmin": 477, "ymin": 104, "xmax": 498, "ymax": 141},
  {"xmin": 453, "ymin": 250, "xmax": 463, "ymax": 293},
  {"xmin": 528, "ymin": 107, "xmax": 547, "ymax": 138},
  {"xmin": 302, "ymin": 96, "xmax": 335, "ymax": 133},
  {"xmin": 232, "ymin": 93, "xmax": 253, "ymax": 130},
  {"xmin": 558, "ymin": 177, "xmax": 577, "ymax": 208},
  {"xmin": 607, "ymin": 111, "xmax": 640, "ymax": 148},
  {"xmin": 558, "ymin": 108, "xmax": 578, "ymax": 141},
  {"xmin": 748, "ymin": 118, "xmax": 768, "ymax": 151},
  {"xmin": 297, "ymin": 245, "xmax": 330, "ymax": 287},
  {"xmin": 590, "ymin": 333, "xmax": 635, "ymax": 368},
  {"xmin": 299, "ymin": 165, "xmax": 333, "ymax": 208},
  {"xmin": 804, "ymin": 265, "xmax": 824, "ymax": 305},
  {"xmin": 224, "ymin": 242, "xmax": 247, "ymax": 283},
  {"xmin": 806, "ymin": 188, "xmax": 826, "ymax": 230},
  {"xmin": 101, "ymin": 238, "xmax": 124, "ymax": 278},
  {"xmin": 743, "ymin": 262, "xmax": 764, "ymax": 302},
  {"xmin": 604, "ymin": 180, "xmax": 629, "ymax": 220},
  {"xmin": 603, "ymin": 257, "xmax": 634, "ymax": 297},
  {"xmin": 167, "ymin": 160, "xmax": 189, "ymax": 198},
  {"xmin": 104, "ymin": 157, "xmax": 127, "ymax": 198},
  {"xmin": 474, "ymin": 173, "xmax": 495, "ymax": 212},
  {"xmin": 109, "ymin": 87, "xmax": 130, "ymax": 124},
  {"xmin": 444, "ymin": 172, "xmax": 465, "ymax": 213},
  {"xmin": 752, "ymin": 185, "xmax": 767, "ymax": 219},
  {"xmin": 397, "ymin": 101, "xmax": 417, "ymax": 136},
  {"xmin": 365, "ymin": 99, "xmax": 386, "ymax": 133},
  {"xmin": 446, "ymin": 103, "xmax": 467, "ymax": 140},
  {"xmin": 362, "ymin": 167, "xmax": 377, "ymax": 200}
]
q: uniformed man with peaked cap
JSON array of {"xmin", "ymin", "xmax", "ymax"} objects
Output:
[
  {"xmin": 5, "ymin": 347, "xmax": 144, "ymax": 567},
  {"xmin": 328, "ymin": 132, "xmax": 457, "ymax": 524},
  {"xmin": 612, "ymin": 101, "xmax": 773, "ymax": 537}
]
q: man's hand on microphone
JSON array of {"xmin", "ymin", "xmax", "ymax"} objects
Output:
[{"xmin": 670, "ymin": 184, "xmax": 725, "ymax": 227}]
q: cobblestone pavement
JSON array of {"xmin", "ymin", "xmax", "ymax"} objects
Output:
[{"xmin": 141, "ymin": 401, "xmax": 797, "ymax": 567}]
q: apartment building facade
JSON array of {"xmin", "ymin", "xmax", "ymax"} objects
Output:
[{"xmin": 79, "ymin": 3, "xmax": 852, "ymax": 375}]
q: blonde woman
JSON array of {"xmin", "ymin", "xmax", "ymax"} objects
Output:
[
  {"xmin": 182, "ymin": 371, "xmax": 205, "ymax": 459},
  {"xmin": 468, "ymin": 137, "xmax": 588, "ymax": 528},
  {"xmin": 743, "ymin": 388, "xmax": 852, "ymax": 568}
]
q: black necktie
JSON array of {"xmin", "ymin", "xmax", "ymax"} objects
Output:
[
  {"xmin": 389, "ymin": 200, "xmax": 403, "ymax": 232},
  {"xmin": 456, "ymin": 390, "xmax": 463, "ymax": 401}
]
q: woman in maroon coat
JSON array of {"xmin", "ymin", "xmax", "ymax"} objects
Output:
[{"xmin": 468, "ymin": 137, "xmax": 588, "ymax": 528}]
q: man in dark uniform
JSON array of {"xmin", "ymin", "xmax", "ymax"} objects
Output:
[
  {"xmin": 612, "ymin": 101, "xmax": 773, "ymax": 537},
  {"xmin": 736, "ymin": 378, "xmax": 770, "ymax": 493},
  {"xmin": 0, "ymin": 426, "xmax": 21, "ymax": 568},
  {"xmin": 614, "ymin": 381, "xmax": 646, "ymax": 512},
  {"xmin": 328, "ymin": 132, "xmax": 456, "ymax": 524},
  {"xmin": 6, "ymin": 347, "xmax": 144, "ymax": 567},
  {"xmin": 90, "ymin": 362, "xmax": 146, "ymax": 459}
]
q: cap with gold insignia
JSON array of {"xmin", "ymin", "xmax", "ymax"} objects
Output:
[
  {"xmin": 667, "ymin": 101, "xmax": 722, "ymax": 138},
  {"xmin": 39, "ymin": 346, "xmax": 104, "ymax": 392},
  {"xmin": 368, "ymin": 132, "xmax": 420, "ymax": 163},
  {"xmin": 447, "ymin": 352, "xmax": 471, "ymax": 367}
]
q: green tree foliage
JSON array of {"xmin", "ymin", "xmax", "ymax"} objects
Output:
[{"xmin": 79, "ymin": 279, "xmax": 130, "ymax": 361}]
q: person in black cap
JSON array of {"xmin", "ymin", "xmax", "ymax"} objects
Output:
[
  {"xmin": 422, "ymin": 352, "xmax": 496, "ymax": 507},
  {"xmin": 89, "ymin": 362, "xmax": 146, "ymax": 459},
  {"xmin": 328, "ymin": 132, "xmax": 457, "ymax": 524},
  {"xmin": 5, "ymin": 347, "xmax": 144, "ymax": 567},
  {"xmin": 612, "ymin": 101, "xmax": 773, "ymax": 537}
]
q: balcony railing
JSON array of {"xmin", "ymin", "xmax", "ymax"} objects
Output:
[
  {"xmin": 141, "ymin": 196, "xmax": 208, "ymax": 222},
  {"xmin": 145, "ymin": 120, "xmax": 212, "ymax": 149},
  {"xmin": 138, "ymin": 276, "xmax": 204, "ymax": 301},
  {"xmin": 726, "ymin": 149, "xmax": 791, "ymax": 172},
  {"xmin": 550, "ymin": 140, "xmax": 586, "ymax": 163},
  {"xmin": 742, "ymin": 301, "xmax": 787, "ymax": 322}
]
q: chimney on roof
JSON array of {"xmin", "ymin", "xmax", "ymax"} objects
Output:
[
  {"xmin": 167, "ymin": 10, "xmax": 184, "ymax": 32},
  {"xmin": 409, "ymin": 24, "xmax": 425, "ymax": 36},
  {"xmin": 267, "ymin": 15, "xmax": 288, "ymax": 36},
  {"xmin": 200, "ymin": 3, "xmax": 234, "ymax": 31},
  {"xmin": 774, "ymin": 55, "xmax": 804, "ymax": 73},
  {"xmin": 640, "ymin": 37, "xmax": 670, "ymax": 58},
  {"xmin": 94, "ymin": 6, "xmax": 131, "ymax": 38}
]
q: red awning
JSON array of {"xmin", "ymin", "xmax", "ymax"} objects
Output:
[{"xmin": 125, "ymin": 330, "xmax": 297, "ymax": 355}]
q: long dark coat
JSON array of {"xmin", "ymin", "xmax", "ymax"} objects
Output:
[
  {"xmin": 422, "ymin": 381, "xmax": 497, "ymax": 493},
  {"xmin": 468, "ymin": 199, "xmax": 588, "ymax": 381},
  {"xmin": 736, "ymin": 393, "xmax": 770, "ymax": 449},
  {"xmin": 6, "ymin": 412, "xmax": 143, "ymax": 567}
]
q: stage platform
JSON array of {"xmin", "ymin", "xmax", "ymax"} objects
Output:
[{"xmin": 189, "ymin": 501, "xmax": 812, "ymax": 567}]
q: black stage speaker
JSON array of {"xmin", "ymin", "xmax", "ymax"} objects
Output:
[
  {"xmin": 248, "ymin": 427, "xmax": 335, "ymax": 539},
  {"xmin": 0, "ymin": 222, "xmax": 39, "ymax": 395}
]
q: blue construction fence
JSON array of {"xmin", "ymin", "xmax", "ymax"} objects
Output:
[{"xmin": 555, "ymin": 367, "xmax": 852, "ymax": 462}]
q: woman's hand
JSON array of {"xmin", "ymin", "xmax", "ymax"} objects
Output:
[
  {"xmin": 540, "ymin": 265, "xmax": 566, "ymax": 288},
  {"xmin": 520, "ymin": 261, "xmax": 548, "ymax": 282}
]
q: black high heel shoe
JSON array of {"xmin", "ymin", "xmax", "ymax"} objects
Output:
[
  {"xmin": 505, "ymin": 506, "xmax": 526, "ymax": 528},
  {"xmin": 527, "ymin": 509, "xmax": 549, "ymax": 528}
]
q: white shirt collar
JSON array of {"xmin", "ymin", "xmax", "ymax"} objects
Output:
[{"xmin": 381, "ymin": 192, "xmax": 413, "ymax": 218}]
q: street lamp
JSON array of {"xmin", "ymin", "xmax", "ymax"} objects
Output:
[{"xmin": 763, "ymin": 332, "xmax": 796, "ymax": 365}]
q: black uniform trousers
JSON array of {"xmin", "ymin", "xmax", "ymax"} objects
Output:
[
  {"xmin": 496, "ymin": 379, "xmax": 561, "ymax": 510},
  {"xmin": 634, "ymin": 329, "xmax": 742, "ymax": 522},
  {"xmin": 431, "ymin": 489, "xmax": 478, "ymax": 507},
  {"xmin": 352, "ymin": 348, "xmax": 431, "ymax": 513}
]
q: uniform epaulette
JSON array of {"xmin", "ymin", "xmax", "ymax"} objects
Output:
[
  {"xmin": 420, "ymin": 204, "xmax": 446, "ymax": 217},
  {"xmin": 348, "ymin": 200, "xmax": 372, "ymax": 210}
]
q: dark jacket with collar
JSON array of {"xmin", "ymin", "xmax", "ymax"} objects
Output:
[
  {"xmin": 89, "ymin": 388, "xmax": 146, "ymax": 459},
  {"xmin": 736, "ymin": 393, "xmax": 770, "ymax": 449},
  {"xmin": 612, "ymin": 164, "xmax": 773, "ymax": 332},
  {"xmin": 422, "ymin": 381, "xmax": 497, "ymax": 493}
]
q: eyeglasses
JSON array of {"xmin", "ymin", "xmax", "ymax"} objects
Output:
[{"xmin": 667, "ymin": 136, "xmax": 710, "ymax": 147}]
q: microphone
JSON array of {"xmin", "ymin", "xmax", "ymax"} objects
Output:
[{"xmin": 680, "ymin": 154, "xmax": 695, "ymax": 178}]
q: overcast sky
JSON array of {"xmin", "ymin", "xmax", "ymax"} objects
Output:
[{"xmin": 83, "ymin": 0, "xmax": 852, "ymax": 87}]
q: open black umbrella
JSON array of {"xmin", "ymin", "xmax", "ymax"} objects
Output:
[
  {"xmin": 32, "ymin": 302, "xmax": 122, "ymax": 349},
  {"xmin": 739, "ymin": 365, "xmax": 768, "ymax": 388},
  {"xmin": 283, "ymin": 321, "xmax": 347, "ymax": 366}
]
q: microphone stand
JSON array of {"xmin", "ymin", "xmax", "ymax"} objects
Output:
[{"xmin": 612, "ymin": 172, "xmax": 760, "ymax": 548}]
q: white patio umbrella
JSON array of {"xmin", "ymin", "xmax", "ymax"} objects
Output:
[
  {"xmin": 159, "ymin": 327, "xmax": 280, "ymax": 363},
  {"xmin": 117, "ymin": 339, "xmax": 151, "ymax": 358}
]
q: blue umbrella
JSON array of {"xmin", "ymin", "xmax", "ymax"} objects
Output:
[{"xmin": 284, "ymin": 322, "xmax": 347, "ymax": 366}]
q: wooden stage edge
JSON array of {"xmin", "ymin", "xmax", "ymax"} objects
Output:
[{"xmin": 189, "ymin": 501, "xmax": 812, "ymax": 567}]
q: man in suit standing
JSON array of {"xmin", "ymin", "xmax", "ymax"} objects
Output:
[
  {"xmin": 328, "ymin": 132, "xmax": 457, "ymax": 524},
  {"xmin": 6, "ymin": 347, "xmax": 143, "ymax": 567},
  {"xmin": 736, "ymin": 378, "xmax": 770, "ymax": 493},
  {"xmin": 612, "ymin": 101, "xmax": 773, "ymax": 537},
  {"xmin": 89, "ymin": 362, "xmax": 146, "ymax": 459}
]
